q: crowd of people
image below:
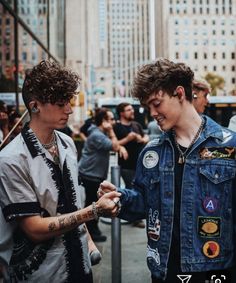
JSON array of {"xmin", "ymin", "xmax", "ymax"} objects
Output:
[{"xmin": 0, "ymin": 58, "xmax": 235, "ymax": 283}]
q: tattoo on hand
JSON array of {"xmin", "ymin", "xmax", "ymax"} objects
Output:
[
  {"xmin": 58, "ymin": 217, "xmax": 66, "ymax": 229},
  {"xmin": 48, "ymin": 221, "xmax": 56, "ymax": 231},
  {"xmin": 68, "ymin": 215, "xmax": 77, "ymax": 226}
]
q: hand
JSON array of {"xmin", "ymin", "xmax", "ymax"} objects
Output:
[
  {"xmin": 126, "ymin": 132, "xmax": 137, "ymax": 142},
  {"xmin": 96, "ymin": 191, "xmax": 121, "ymax": 218},
  {"xmin": 102, "ymin": 121, "xmax": 112, "ymax": 132},
  {"xmin": 118, "ymin": 146, "xmax": 128, "ymax": 160},
  {"xmin": 97, "ymin": 181, "xmax": 117, "ymax": 198}
]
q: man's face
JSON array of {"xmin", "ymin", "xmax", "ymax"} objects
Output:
[
  {"xmin": 122, "ymin": 105, "xmax": 135, "ymax": 121},
  {"xmin": 36, "ymin": 99, "xmax": 73, "ymax": 130},
  {"xmin": 192, "ymin": 90, "xmax": 209, "ymax": 114},
  {"xmin": 107, "ymin": 111, "xmax": 116, "ymax": 126},
  {"xmin": 146, "ymin": 90, "xmax": 182, "ymax": 131}
]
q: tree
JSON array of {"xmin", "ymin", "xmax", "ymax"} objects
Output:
[{"xmin": 204, "ymin": 72, "xmax": 225, "ymax": 96}]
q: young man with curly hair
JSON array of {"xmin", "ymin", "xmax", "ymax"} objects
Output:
[
  {"xmin": 0, "ymin": 60, "xmax": 121, "ymax": 282},
  {"xmin": 98, "ymin": 58, "xmax": 236, "ymax": 282}
]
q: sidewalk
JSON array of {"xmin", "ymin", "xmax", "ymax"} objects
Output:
[{"xmin": 92, "ymin": 220, "xmax": 150, "ymax": 283}]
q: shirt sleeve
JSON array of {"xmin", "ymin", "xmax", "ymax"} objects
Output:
[
  {"xmin": 0, "ymin": 156, "xmax": 41, "ymax": 222},
  {"xmin": 88, "ymin": 131, "xmax": 113, "ymax": 151}
]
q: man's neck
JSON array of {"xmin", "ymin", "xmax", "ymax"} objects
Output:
[{"xmin": 120, "ymin": 117, "xmax": 132, "ymax": 126}]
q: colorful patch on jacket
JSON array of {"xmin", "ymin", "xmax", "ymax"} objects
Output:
[
  {"xmin": 148, "ymin": 209, "xmax": 161, "ymax": 241},
  {"xmin": 202, "ymin": 241, "xmax": 220, "ymax": 258},
  {"xmin": 199, "ymin": 147, "xmax": 236, "ymax": 160},
  {"xmin": 198, "ymin": 217, "xmax": 221, "ymax": 238},
  {"xmin": 202, "ymin": 197, "xmax": 218, "ymax": 213},
  {"xmin": 143, "ymin": 151, "xmax": 159, "ymax": 169},
  {"xmin": 147, "ymin": 245, "xmax": 160, "ymax": 266}
]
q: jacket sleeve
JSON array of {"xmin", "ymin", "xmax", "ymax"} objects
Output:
[{"xmin": 117, "ymin": 151, "xmax": 146, "ymax": 221}]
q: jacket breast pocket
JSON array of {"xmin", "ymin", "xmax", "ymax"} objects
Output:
[{"xmin": 199, "ymin": 163, "xmax": 236, "ymax": 209}]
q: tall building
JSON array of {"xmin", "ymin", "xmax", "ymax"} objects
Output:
[
  {"xmin": 105, "ymin": 0, "xmax": 152, "ymax": 96},
  {"xmin": 154, "ymin": 0, "xmax": 236, "ymax": 94},
  {"xmin": 0, "ymin": 0, "xmax": 65, "ymax": 83},
  {"xmin": 66, "ymin": 0, "xmax": 152, "ymax": 99}
]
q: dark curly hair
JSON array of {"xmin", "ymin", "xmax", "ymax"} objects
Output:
[
  {"xmin": 131, "ymin": 58, "xmax": 194, "ymax": 104},
  {"xmin": 22, "ymin": 60, "xmax": 80, "ymax": 111}
]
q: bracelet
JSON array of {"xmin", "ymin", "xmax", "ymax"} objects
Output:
[{"xmin": 92, "ymin": 202, "xmax": 99, "ymax": 220}]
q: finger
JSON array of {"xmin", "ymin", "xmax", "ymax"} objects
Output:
[{"xmin": 103, "ymin": 191, "xmax": 121, "ymax": 199}]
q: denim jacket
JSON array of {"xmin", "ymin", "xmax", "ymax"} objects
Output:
[{"xmin": 118, "ymin": 116, "xmax": 236, "ymax": 280}]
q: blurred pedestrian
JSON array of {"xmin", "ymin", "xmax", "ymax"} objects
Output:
[
  {"xmin": 79, "ymin": 109, "xmax": 95, "ymax": 142},
  {"xmin": 8, "ymin": 111, "xmax": 23, "ymax": 141},
  {"xmin": 0, "ymin": 100, "xmax": 9, "ymax": 146},
  {"xmin": 78, "ymin": 108, "xmax": 127, "ymax": 242},
  {"xmin": 98, "ymin": 58, "xmax": 236, "ymax": 283},
  {"xmin": 0, "ymin": 60, "xmax": 121, "ymax": 282},
  {"xmin": 192, "ymin": 78, "xmax": 211, "ymax": 114},
  {"xmin": 147, "ymin": 119, "xmax": 162, "ymax": 140},
  {"xmin": 113, "ymin": 102, "xmax": 149, "ymax": 228}
]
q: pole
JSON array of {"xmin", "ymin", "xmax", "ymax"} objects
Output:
[
  {"xmin": 14, "ymin": 0, "xmax": 19, "ymax": 112},
  {"xmin": 111, "ymin": 166, "xmax": 121, "ymax": 283}
]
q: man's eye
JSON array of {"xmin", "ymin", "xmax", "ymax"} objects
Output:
[
  {"xmin": 57, "ymin": 103, "xmax": 65, "ymax": 107},
  {"xmin": 153, "ymin": 101, "xmax": 160, "ymax": 107}
]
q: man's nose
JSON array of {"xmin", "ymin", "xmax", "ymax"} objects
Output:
[{"xmin": 65, "ymin": 103, "xmax": 73, "ymax": 114}]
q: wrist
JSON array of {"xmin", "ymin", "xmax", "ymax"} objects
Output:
[{"xmin": 92, "ymin": 202, "xmax": 101, "ymax": 220}]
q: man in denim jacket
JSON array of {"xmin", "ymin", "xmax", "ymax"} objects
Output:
[{"xmin": 98, "ymin": 58, "xmax": 236, "ymax": 282}]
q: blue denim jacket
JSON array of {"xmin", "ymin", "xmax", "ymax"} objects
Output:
[{"xmin": 118, "ymin": 116, "xmax": 236, "ymax": 280}]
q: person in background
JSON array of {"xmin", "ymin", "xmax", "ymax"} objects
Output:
[
  {"xmin": 98, "ymin": 58, "xmax": 236, "ymax": 283},
  {"xmin": 192, "ymin": 78, "xmax": 211, "ymax": 114},
  {"xmin": 78, "ymin": 108, "xmax": 127, "ymax": 242},
  {"xmin": 79, "ymin": 109, "xmax": 95, "ymax": 142},
  {"xmin": 0, "ymin": 100, "xmax": 9, "ymax": 146},
  {"xmin": 8, "ymin": 111, "xmax": 23, "ymax": 141},
  {"xmin": 113, "ymin": 102, "xmax": 149, "ymax": 228},
  {"xmin": 0, "ymin": 60, "xmax": 121, "ymax": 282},
  {"xmin": 147, "ymin": 118, "xmax": 162, "ymax": 140}
]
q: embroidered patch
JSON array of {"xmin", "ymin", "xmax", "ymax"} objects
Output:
[
  {"xmin": 199, "ymin": 147, "xmax": 236, "ymax": 160},
  {"xmin": 148, "ymin": 209, "xmax": 161, "ymax": 241},
  {"xmin": 202, "ymin": 241, "xmax": 220, "ymax": 258},
  {"xmin": 202, "ymin": 197, "xmax": 218, "ymax": 213},
  {"xmin": 143, "ymin": 151, "xmax": 159, "ymax": 169},
  {"xmin": 147, "ymin": 245, "xmax": 160, "ymax": 266},
  {"xmin": 198, "ymin": 217, "xmax": 221, "ymax": 238}
]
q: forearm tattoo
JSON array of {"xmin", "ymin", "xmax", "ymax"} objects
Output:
[{"xmin": 47, "ymin": 209, "xmax": 94, "ymax": 232}]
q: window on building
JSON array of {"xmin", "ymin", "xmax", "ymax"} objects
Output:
[
  {"xmin": 232, "ymin": 78, "xmax": 235, "ymax": 84},
  {"xmin": 212, "ymin": 30, "xmax": 216, "ymax": 35},
  {"xmin": 222, "ymin": 66, "xmax": 226, "ymax": 71},
  {"xmin": 175, "ymin": 52, "xmax": 179, "ymax": 59},
  {"xmin": 194, "ymin": 52, "xmax": 198, "ymax": 59},
  {"xmin": 232, "ymin": 52, "xmax": 235, "ymax": 59},
  {"xmin": 22, "ymin": 52, "xmax": 27, "ymax": 61},
  {"xmin": 204, "ymin": 66, "xmax": 208, "ymax": 71},
  {"xmin": 204, "ymin": 53, "xmax": 207, "ymax": 59},
  {"xmin": 222, "ymin": 52, "xmax": 226, "ymax": 59},
  {"xmin": 213, "ymin": 52, "xmax": 216, "ymax": 59},
  {"xmin": 232, "ymin": 66, "xmax": 235, "ymax": 71},
  {"xmin": 213, "ymin": 66, "xmax": 217, "ymax": 71},
  {"xmin": 6, "ymin": 52, "xmax": 10, "ymax": 61}
]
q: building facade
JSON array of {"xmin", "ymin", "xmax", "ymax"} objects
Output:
[{"xmin": 154, "ymin": 0, "xmax": 236, "ymax": 94}]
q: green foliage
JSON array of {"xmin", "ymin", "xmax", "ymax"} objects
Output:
[{"xmin": 204, "ymin": 72, "xmax": 225, "ymax": 96}]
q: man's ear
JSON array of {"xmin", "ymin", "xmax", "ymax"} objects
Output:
[
  {"xmin": 174, "ymin": 86, "xmax": 185, "ymax": 101},
  {"xmin": 29, "ymin": 101, "xmax": 40, "ymax": 113}
]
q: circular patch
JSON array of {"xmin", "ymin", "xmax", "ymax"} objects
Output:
[
  {"xmin": 202, "ymin": 241, "xmax": 220, "ymax": 258},
  {"xmin": 143, "ymin": 151, "xmax": 159, "ymax": 169},
  {"xmin": 202, "ymin": 222, "xmax": 218, "ymax": 234},
  {"xmin": 202, "ymin": 197, "xmax": 218, "ymax": 213}
]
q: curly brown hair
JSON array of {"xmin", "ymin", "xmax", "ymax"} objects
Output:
[
  {"xmin": 131, "ymin": 58, "xmax": 194, "ymax": 104},
  {"xmin": 22, "ymin": 60, "xmax": 80, "ymax": 110}
]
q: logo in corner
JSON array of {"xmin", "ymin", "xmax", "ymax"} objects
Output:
[{"xmin": 177, "ymin": 274, "xmax": 192, "ymax": 283}]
